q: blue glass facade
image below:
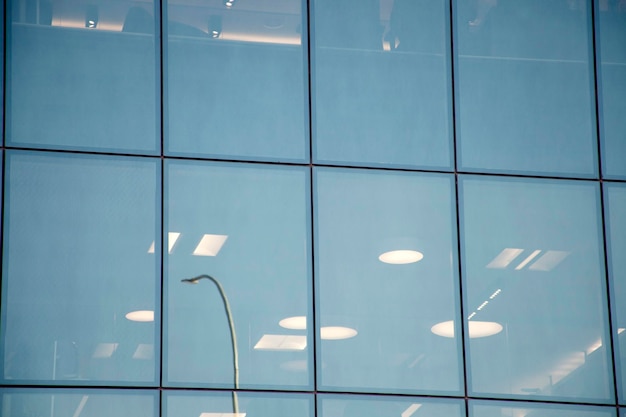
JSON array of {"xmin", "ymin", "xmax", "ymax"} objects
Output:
[{"xmin": 1, "ymin": 0, "xmax": 626, "ymax": 416}]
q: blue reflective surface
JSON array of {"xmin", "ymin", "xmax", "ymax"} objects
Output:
[
  {"xmin": 165, "ymin": 0, "xmax": 308, "ymax": 162},
  {"xmin": 164, "ymin": 390, "xmax": 312, "ymax": 417},
  {"xmin": 315, "ymin": 168, "xmax": 462, "ymax": 394},
  {"xmin": 6, "ymin": 0, "xmax": 159, "ymax": 153},
  {"xmin": 605, "ymin": 183, "xmax": 626, "ymax": 402},
  {"xmin": 319, "ymin": 394, "xmax": 464, "ymax": 417},
  {"xmin": 597, "ymin": 3, "xmax": 626, "ymax": 179},
  {"xmin": 460, "ymin": 176, "xmax": 613, "ymax": 402},
  {"xmin": 455, "ymin": 0, "xmax": 597, "ymax": 177},
  {"xmin": 1, "ymin": 152, "xmax": 160, "ymax": 384},
  {"xmin": 0, "ymin": 388, "xmax": 158, "ymax": 417},
  {"xmin": 470, "ymin": 399, "xmax": 615, "ymax": 417},
  {"xmin": 165, "ymin": 161, "xmax": 312, "ymax": 389}
]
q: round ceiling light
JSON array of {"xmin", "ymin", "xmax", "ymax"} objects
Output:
[
  {"xmin": 320, "ymin": 326, "xmax": 358, "ymax": 340},
  {"xmin": 279, "ymin": 316, "xmax": 307, "ymax": 330},
  {"xmin": 431, "ymin": 320, "xmax": 503, "ymax": 338},
  {"xmin": 378, "ymin": 250, "xmax": 424, "ymax": 264},
  {"xmin": 125, "ymin": 310, "xmax": 154, "ymax": 322}
]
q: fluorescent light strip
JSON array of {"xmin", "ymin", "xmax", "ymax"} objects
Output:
[
  {"xmin": 486, "ymin": 248, "xmax": 524, "ymax": 269},
  {"xmin": 401, "ymin": 404, "xmax": 422, "ymax": 417},
  {"xmin": 193, "ymin": 234, "xmax": 228, "ymax": 257},
  {"xmin": 477, "ymin": 301, "xmax": 489, "ymax": 310},
  {"xmin": 514, "ymin": 249, "xmax": 542, "ymax": 270},
  {"xmin": 489, "ymin": 289, "xmax": 502, "ymax": 299}
]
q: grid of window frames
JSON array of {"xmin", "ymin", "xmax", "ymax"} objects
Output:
[{"xmin": 1, "ymin": 0, "xmax": 625, "ymax": 417}]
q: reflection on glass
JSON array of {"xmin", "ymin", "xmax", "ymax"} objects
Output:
[
  {"xmin": 319, "ymin": 393, "xmax": 464, "ymax": 417},
  {"xmin": 7, "ymin": 0, "xmax": 158, "ymax": 153},
  {"xmin": 0, "ymin": 388, "xmax": 157, "ymax": 417},
  {"xmin": 166, "ymin": 0, "xmax": 308, "ymax": 162},
  {"xmin": 165, "ymin": 161, "xmax": 311, "ymax": 389},
  {"xmin": 164, "ymin": 390, "xmax": 312, "ymax": 417},
  {"xmin": 455, "ymin": 0, "xmax": 597, "ymax": 176},
  {"xmin": 470, "ymin": 399, "xmax": 616, "ymax": 417},
  {"xmin": 597, "ymin": 2, "xmax": 626, "ymax": 179},
  {"xmin": 1, "ymin": 152, "xmax": 160, "ymax": 384},
  {"xmin": 605, "ymin": 184, "xmax": 626, "ymax": 403},
  {"xmin": 460, "ymin": 176, "xmax": 613, "ymax": 402},
  {"xmin": 315, "ymin": 168, "xmax": 462, "ymax": 394},
  {"xmin": 313, "ymin": 0, "xmax": 452, "ymax": 169}
]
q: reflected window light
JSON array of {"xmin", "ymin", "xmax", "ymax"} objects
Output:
[
  {"xmin": 92, "ymin": 343, "xmax": 118, "ymax": 358},
  {"xmin": 514, "ymin": 249, "xmax": 542, "ymax": 270},
  {"xmin": 279, "ymin": 315, "xmax": 307, "ymax": 330},
  {"xmin": 320, "ymin": 326, "xmax": 357, "ymax": 340},
  {"xmin": 73, "ymin": 396, "xmax": 89, "ymax": 417},
  {"xmin": 619, "ymin": 328, "xmax": 625, "ymax": 334},
  {"xmin": 193, "ymin": 234, "xmax": 228, "ymax": 256},
  {"xmin": 401, "ymin": 404, "xmax": 422, "ymax": 417},
  {"xmin": 280, "ymin": 360, "xmax": 307, "ymax": 372},
  {"xmin": 587, "ymin": 339, "xmax": 603, "ymax": 354},
  {"xmin": 528, "ymin": 250, "xmax": 569, "ymax": 271},
  {"xmin": 148, "ymin": 232, "xmax": 181, "ymax": 254},
  {"xmin": 132, "ymin": 344, "xmax": 154, "ymax": 360},
  {"xmin": 254, "ymin": 335, "xmax": 307, "ymax": 351},
  {"xmin": 125, "ymin": 310, "xmax": 154, "ymax": 322},
  {"xmin": 431, "ymin": 320, "xmax": 503, "ymax": 338},
  {"xmin": 486, "ymin": 248, "xmax": 524, "ymax": 269}
]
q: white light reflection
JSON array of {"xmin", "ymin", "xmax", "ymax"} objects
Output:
[
  {"xmin": 486, "ymin": 248, "xmax": 524, "ymax": 269},
  {"xmin": 193, "ymin": 234, "xmax": 228, "ymax": 256},
  {"xmin": 431, "ymin": 321, "xmax": 503, "ymax": 338},
  {"xmin": 254, "ymin": 335, "xmax": 307, "ymax": 351},
  {"xmin": 378, "ymin": 250, "xmax": 424, "ymax": 265}
]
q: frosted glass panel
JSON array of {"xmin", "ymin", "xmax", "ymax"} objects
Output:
[
  {"xmin": 7, "ymin": 0, "xmax": 158, "ymax": 153},
  {"xmin": 455, "ymin": 0, "xmax": 597, "ymax": 177},
  {"xmin": 319, "ymin": 394, "xmax": 464, "ymax": 417},
  {"xmin": 1, "ymin": 151, "xmax": 160, "ymax": 385},
  {"xmin": 313, "ymin": 0, "xmax": 452, "ymax": 169},
  {"xmin": 597, "ymin": 3, "xmax": 626, "ymax": 179},
  {"xmin": 166, "ymin": 0, "xmax": 308, "ymax": 162},
  {"xmin": 315, "ymin": 168, "xmax": 462, "ymax": 394},
  {"xmin": 460, "ymin": 176, "xmax": 613, "ymax": 402},
  {"xmin": 470, "ymin": 400, "xmax": 615, "ymax": 417},
  {"xmin": 165, "ymin": 161, "xmax": 312, "ymax": 389}
]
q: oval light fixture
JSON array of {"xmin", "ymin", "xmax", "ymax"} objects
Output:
[
  {"xmin": 279, "ymin": 316, "xmax": 307, "ymax": 330},
  {"xmin": 431, "ymin": 320, "xmax": 502, "ymax": 339},
  {"xmin": 320, "ymin": 326, "xmax": 358, "ymax": 340},
  {"xmin": 125, "ymin": 310, "xmax": 154, "ymax": 322},
  {"xmin": 378, "ymin": 250, "xmax": 424, "ymax": 265}
]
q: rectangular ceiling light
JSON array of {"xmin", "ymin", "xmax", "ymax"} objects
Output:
[
  {"xmin": 514, "ymin": 249, "xmax": 542, "ymax": 270},
  {"xmin": 193, "ymin": 234, "xmax": 228, "ymax": 257},
  {"xmin": 528, "ymin": 250, "xmax": 569, "ymax": 271},
  {"xmin": 132, "ymin": 343, "xmax": 154, "ymax": 360},
  {"xmin": 199, "ymin": 413, "xmax": 246, "ymax": 417},
  {"xmin": 253, "ymin": 334, "xmax": 307, "ymax": 351},
  {"xmin": 486, "ymin": 248, "xmax": 524, "ymax": 269},
  {"xmin": 148, "ymin": 232, "xmax": 181, "ymax": 254},
  {"xmin": 92, "ymin": 343, "xmax": 118, "ymax": 358},
  {"xmin": 401, "ymin": 404, "xmax": 422, "ymax": 417}
]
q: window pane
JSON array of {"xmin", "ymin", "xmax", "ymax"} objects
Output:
[
  {"xmin": 1, "ymin": 151, "xmax": 160, "ymax": 385},
  {"xmin": 312, "ymin": 0, "xmax": 452, "ymax": 169},
  {"xmin": 6, "ymin": 0, "xmax": 158, "ymax": 153},
  {"xmin": 164, "ymin": 391, "xmax": 312, "ymax": 417},
  {"xmin": 597, "ymin": 3, "xmax": 626, "ymax": 179},
  {"xmin": 470, "ymin": 399, "xmax": 615, "ymax": 417},
  {"xmin": 0, "ymin": 388, "xmax": 157, "ymax": 417},
  {"xmin": 165, "ymin": 162, "xmax": 312, "ymax": 389},
  {"xmin": 605, "ymin": 183, "xmax": 626, "ymax": 402},
  {"xmin": 460, "ymin": 176, "xmax": 613, "ymax": 402},
  {"xmin": 165, "ymin": 1, "xmax": 308, "ymax": 162},
  {"xmin": 455, "ymin": 0, "xmax": 597, "ymax": 177},
  {"xmin": 319, "ymin": 394, "xmax": 464, "ymax": 417},
  {"xmin": 315, "ymin": 168, "xmax": 462, "ymax": 394}
]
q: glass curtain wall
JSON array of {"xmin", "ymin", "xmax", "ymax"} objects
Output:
[{"xmin": 1, "ymin": 0, "xmax": 626, "ymax": 417}]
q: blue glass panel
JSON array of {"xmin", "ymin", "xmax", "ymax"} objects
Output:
[
  {"xmin": 597, "ymin": 3, "xmax": 626, "ymax": 179},
  {"xmin": 6, "ymin": 0, "xmax": 158, "ymax": 153},
  {"xmin": 0, "ymin": 388, "xmax": 157, "ymax": 417},
  {"xmin": 164, "ymin": 390, "xmax": 312, "ymax": 417},
  {"xmin": 165, "ymin": 1, "xmax": 308, "ymax": 162},
  {"xmin": 315, "ymin": 168, "xmax": 462, "ymax": 394},
  {"xmin": 165, "ymin": 161, "xmax": 312, "ymax": 389},
  {"xmin": 605, "ymin": 183, "xmax": 626, "ymax": 402},
  {"xmin": 312, "ymin": 0, "xmax": 452, "ymax": 169},
  {"xmin": 319, "ymin": 394, "xmax": 464, "ymax": 417},
  {"xmin": 455, "ymin": 0, "xmax": 597, "ymax": 177},
  {"xmin": 460, "ymin": 176, "xmax": 613, "ymax": 402},
  {"xmin": 1, "ymin": 151, "xmax": 160, "ymax": 385},
  {"xmin": 470, "ymin": 399, "xmax": 615, "ymax": 417}
]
